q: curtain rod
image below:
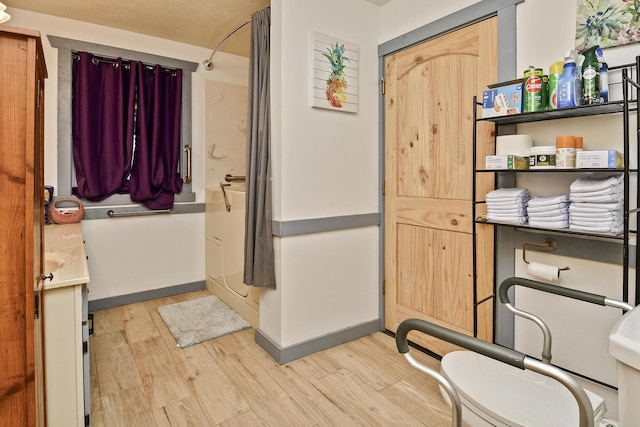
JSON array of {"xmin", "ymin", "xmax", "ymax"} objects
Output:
[
  {"xmin": 72, "ymin": 52, "xmax": 179, "ymax": 74},
  {"xmin": 202, "ymin": 18, "xmax": 252, "ymax": 71}
]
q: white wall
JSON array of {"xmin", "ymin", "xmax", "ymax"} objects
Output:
[
  {"xmin": 8, "ymin": 8, "xmax": 249, "ymax": 301},
  {"xmin": 262, "ymin": 0, "xmax": 381, "ymax": 348},
  {"xmin": 378, "ymin": 0, "xmax": 478, "ymax": 43}
]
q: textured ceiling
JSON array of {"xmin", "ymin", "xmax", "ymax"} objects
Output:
[
  {"xmin": 4, "ymin": 0, "xmax": 271, "ymax": 57},
  {"xmin": 5, "ymin": 0, "xmax": 391, "ymax": 57}
]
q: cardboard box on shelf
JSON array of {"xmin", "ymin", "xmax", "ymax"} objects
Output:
[
  {"xmin": 576, "ymin": 150, "xmax": 623, "ymax": 169},
  {"xmin": 482, "ymin": 83, "xmax": 523, "ymax": 118},
  {"xmin": 485, "ymin": 155, "xmax": 530, "ymax": 170}
]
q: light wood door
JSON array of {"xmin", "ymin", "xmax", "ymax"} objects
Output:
[{"xmin": 384, "ymin": 19, "xmax": 497, "ymax": 355}]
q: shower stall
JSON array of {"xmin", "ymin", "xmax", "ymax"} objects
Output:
[
  {"xmin": 205, "ymin": 185, "xmax": 259, "ymax": 328},
  {"xmin": 204, "ymin": 79, "xmax": 258, "ymax": 327}
]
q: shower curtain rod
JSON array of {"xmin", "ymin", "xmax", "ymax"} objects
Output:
[{"xmin": 202, "ymin": 18, "xmax": 252, "ymax": 71}]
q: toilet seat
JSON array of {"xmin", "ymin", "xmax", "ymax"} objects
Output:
[{"xmin": 440, "ymin": 351, "xmax": 606, "ymax": 426}]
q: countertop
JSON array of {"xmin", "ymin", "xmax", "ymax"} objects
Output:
[{"xmin": 44, "ymin": 223, "xmax": 90, "ymax": 290}]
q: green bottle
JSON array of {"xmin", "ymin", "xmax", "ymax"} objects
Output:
[{"xmin": 581, "ymin": 45, "xmax": 600, "ymax": 105}]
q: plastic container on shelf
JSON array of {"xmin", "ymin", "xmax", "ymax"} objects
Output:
[
  {"xmin": 548, "ymin": 61, "xmax": 564, "ymax": 109},
  {"xmin": 582, "ymin": 45, "xmax": 601, "ymax": 105},
  {"xmin": 556, "ymin": 135, "xmax": 576, "ymax": 169},
  {"xmin": 529, "ymin": 146, "xmax": 557, "ymax": 169},
  {"xmin": 558, "ymin": 54, "xmax": 582, "ymax": 108}
]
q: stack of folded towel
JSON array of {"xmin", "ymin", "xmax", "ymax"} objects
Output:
[
  {"xmin": 485, "ymin": 187, "xmax": 529, "ymax": 225},
  {"xmin": 569, "ymin": 174, "xmax": 624, "ymax": 234},
  {"xmin": 527, "ymin": 194, "xmax": 570, "ymax": 229}
]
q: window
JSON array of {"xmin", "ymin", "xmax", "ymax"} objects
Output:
[{"xmin": 48, "ymin": 36, "xmax": 198, "ymax": 217}]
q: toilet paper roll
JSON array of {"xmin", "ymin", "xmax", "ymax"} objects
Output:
[
  {"xmin": 527, "ymin": 261, "xmax": 560, "ymax": 281},
  {"xmin": 496, "ymin": 134, "xmax": 533, "ymax": 157}
]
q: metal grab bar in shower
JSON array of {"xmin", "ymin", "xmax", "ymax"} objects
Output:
[
  {"xmin": 183, "ymin": 145, "xmax": 192, "ymax": 184},
  {"xmin": 224, "ymin": 174, "xmax": 245, "ymax": 182},
  {"xmin": 107, "ymin": 209, "xmax": 170, "ymax": 218}
]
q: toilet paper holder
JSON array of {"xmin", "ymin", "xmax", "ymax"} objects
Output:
[{"xmin": 522, "ymin": 238, "xmax": 570, "ymax": 271}]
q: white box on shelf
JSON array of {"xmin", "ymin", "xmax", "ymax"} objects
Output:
[
  {"xmin": 576, "ymin": 150, "xmax": 623, "ymax": 169},
  {"xmin": 485, "ymin": 155, "xmax": 529, "ymax": 170}
]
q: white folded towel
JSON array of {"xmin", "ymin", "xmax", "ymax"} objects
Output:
[
  {"xmin": 570, "ymin": 190, "xmax": 622, "ymax": 203},
  {"xmin": 570, "ymin": 174, "xmax": 623, "ymax": 193},
  {"xmin": 527, "ymin": 194, "xmax": 570, "ymax": 207},
  {"xmin": 487, "ymin": 209, "xmax": 527, "ymax": 216},
  {"xmin": 528, "ymin": 213, "xmax": 569, "ymax": 222},
  {"xmin": 486, "ymin": 199, "xmax": 523, "ymax": 207},
  {"xmin": 486, "ymin": 214, "xmax": 527, "ymax": 225},
  {"xmin": 569, "ymin": 224, "xmax": 623, "ymax": 234},
  {"xmin": 526, "ymin": 206, "xmax": 569, "ymax": 215},
  {"xmin": 529, "ymin": 220, "xmax": 569, "ymax": 229},
  {"xmin": 570, "ymin": 211, "xmax": 622, "ymax": 221},
  {"xmin": 486, "ymin": 188, "xmax": 529, "ymax": 202},
  {"xmin": 569, "ymin": 202, "xmax": 622, "ymax": 214}
]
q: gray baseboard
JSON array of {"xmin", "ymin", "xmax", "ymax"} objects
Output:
[
  {"xmin": 255, "ymin": 319, "xmax": 381, "ymax": 364},
  {"xmin": 88, "ymin": 280, "xmax": 206, "ymax": 311}
]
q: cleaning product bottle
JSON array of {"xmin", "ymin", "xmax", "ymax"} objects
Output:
[
  {"xmin": 581, "ymin": 45, "xmax": 600, "ymax": 104},
  {"xmin": 558, "ymin": 56, "xmax": 579, "ymax": 108},
  {"xmin": 597, "ymin": 47, "xmax": 609, "ymax": 103},
  {"xmin": 548, "ymin": 61, "xmax": 564, "ymax": 109}
]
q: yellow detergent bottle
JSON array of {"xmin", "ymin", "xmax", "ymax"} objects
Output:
[{"xmin": 548, "ymin": 61, "xmax": 564, "ymax": 109}]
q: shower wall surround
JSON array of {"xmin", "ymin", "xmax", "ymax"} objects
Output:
[{"xmin": 205, "ymin": 80, "xmax": 248, "ymax": 188}]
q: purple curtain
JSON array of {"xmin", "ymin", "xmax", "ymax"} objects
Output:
[
  {"xmin": 72, "ymin": 52, "xmax": 137, "ymax": 200},
  {"xmin": 129, "ymin": 65, "xmax": 183, "ymax": 209}
]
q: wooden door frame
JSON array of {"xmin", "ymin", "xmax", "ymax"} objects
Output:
[{"xmin": 377, "ymin": 0, "xmax": 525, "ymax": 347}]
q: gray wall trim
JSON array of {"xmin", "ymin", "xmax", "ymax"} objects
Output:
[
  {"xmin": 88, "ymin": 280, "xmax": 206, "ymax": 311},
  {"xmin": 80, "ymin": 201, "xmax": 205, "ymax": 220},
  {"xmin": 47, "ymin": 35, "xmax": 196, "ymax": 202},
  {"xmin": 378, "ymin": 0, "xmax": 525, "ymax": 57},
  {"xmin": 272, "ymin": 213, "xmax": 379, "ymax": 237},
  {"xmin": 48, "ymin": 36, "xmax": 199, "ymax": 71},
  {"xmin": 255, "ymin": 320, "xmax": 381, "ymax": 364},
  {"xmin": 497, "ymin": 5, "xmax": 518, "ymax": 82}
]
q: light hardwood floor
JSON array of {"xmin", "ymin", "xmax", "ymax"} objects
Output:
[{"xmin": 89, "ymin": 289, "xmax": 451, "ymax": 426}]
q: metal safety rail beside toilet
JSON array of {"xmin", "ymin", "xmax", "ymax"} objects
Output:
[{"xmin": 397, "ymin": 277, "xmax": 637, "ymax": 427}]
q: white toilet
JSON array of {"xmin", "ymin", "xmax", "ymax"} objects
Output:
[
  {"xmin": 440, "ymin": 351, "xmax": 609, "ymax": 426},
  {"xmin": 439, "ymin": 304, "xmax": 640, "ymax": 426},
  {"xmin": 608, "ymin": 303, "xmax": 640, "ymax": 426}
]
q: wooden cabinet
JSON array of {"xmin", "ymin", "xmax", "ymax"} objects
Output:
[{"xmin": 0, "ymin": 26, "xmax": 48, "ymax": 426}]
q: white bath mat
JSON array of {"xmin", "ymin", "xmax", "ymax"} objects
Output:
[{"xmin": 157, "ymin": 295, "xmax": 251, "ymax": 348}]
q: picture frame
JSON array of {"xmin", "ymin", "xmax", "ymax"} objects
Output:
[
  {"xmin": 576, "ymin": 0, "xmax": 640, "ymax": 51},
  {"xmin": 311, "ymin": 32, "xmax": 359, "ymax": 113}
]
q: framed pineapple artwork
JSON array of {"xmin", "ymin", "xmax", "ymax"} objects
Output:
[{"xmin": 312, "ymin": 32, "xmax": 359, "ymax": 113}]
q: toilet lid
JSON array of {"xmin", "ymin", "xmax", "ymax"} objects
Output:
[{"xmin": 441, "ymin": 351, "xmax": 605, "ymax": 427}]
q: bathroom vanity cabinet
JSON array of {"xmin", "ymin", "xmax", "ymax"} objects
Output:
[
  {"xmin": 43, "ymin": 223, "xmax": 91, "ymax": 427},
  {"xmin": 0, "ymin": 26, "xmax": 47, "ymax": 426}
]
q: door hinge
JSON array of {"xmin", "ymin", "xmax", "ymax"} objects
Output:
[
  {"xmin": 379, "ymin": 78, "xmax": 385, "ymax": 95},
  {"xmin": 382, "ymin": 181, "xmax": 386, "ymax": 196},
  {"xmin": 83, "ymin": 341, "xmax": 88, "ymax": 354},
  {"xmin": 382, "ymin": 280, "xmax": 386, "ymax": 295},
  {"xmin": 34, "ymin": 290, "xmax": 40, "ymax": 319}
]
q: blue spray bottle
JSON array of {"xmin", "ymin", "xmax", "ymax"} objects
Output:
[{"xmin": 558, "ymin": 52, "xmax": 582, "ymax": 108}]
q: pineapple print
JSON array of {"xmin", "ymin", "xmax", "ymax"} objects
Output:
[{"xmin": 323, "ymin": 42, "xmax": 349, "ymax": 108}]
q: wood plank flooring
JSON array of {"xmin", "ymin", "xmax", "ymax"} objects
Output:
[{"xmin": 89, "ymin": 289, "xmax": 451, "ymax": 426}]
